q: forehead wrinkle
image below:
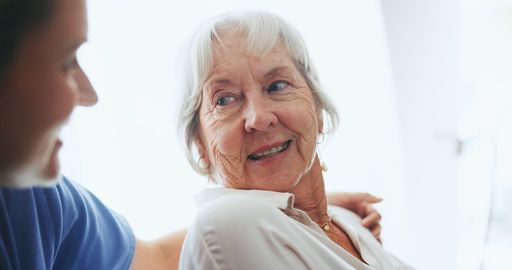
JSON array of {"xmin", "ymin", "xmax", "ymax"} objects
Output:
[
  {"xmin": 251, "ymin": 54, "xmax": 298, "ymax": 83},
  {"xmin": 208, "ymin": 45, "xmax": 248, "ymax": 80},
  {"xmin": 211, "ymin": 57, "xmax": 261, "ymax": 94}
]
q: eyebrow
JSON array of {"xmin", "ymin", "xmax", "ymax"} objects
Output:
[
  {"xmin": 264, "ymin": 66, "xmax": 292, "ymax": 78},
  {"xmin": 204, "ymin": 78, "xmax": 233, "ymax": 97},
  {"xmin": 211, "ymin": 78, "xmax": 232, "ymax": 85},
  {"xmin": 206, "ymin": 65, "xmax": 293, "ymax": 90}
]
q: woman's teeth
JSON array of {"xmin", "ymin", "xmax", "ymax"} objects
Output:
[{"xmin": 248, "ymin": 140, "xmax": 290, "ymax": 160}]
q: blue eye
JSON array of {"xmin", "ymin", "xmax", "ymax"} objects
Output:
[
  {"xmin": 268, "ymin": 81, "xmax": 290, "ymax": 92},
  {"xmin": 216, "ymin": 96, "xmax": 236, "ymax": 106}
]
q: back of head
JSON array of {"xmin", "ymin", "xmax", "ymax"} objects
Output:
[
  {"xmin": 0, "ymin": 0, "xmax": 54, "ymax": 79},
  {"xmin": 178, "ymin": 10, "xmax": 339, "ymax": 177}
]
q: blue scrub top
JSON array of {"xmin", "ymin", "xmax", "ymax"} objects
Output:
[{"xmin": 0, "ymin": 177, "xmax": 135, "ymax": 269}]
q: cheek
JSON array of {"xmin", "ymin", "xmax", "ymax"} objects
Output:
[
  {"xmin": 44, "ymin": 71, "xmax": 79, "ymax": 122},
  {"xmin": 2, "ymin": 63, "xmax": 75, "ymax": 134},
  {"xmin": 274, "ymin": 91, "xmax": 319, "ymax": 177},
  {"xmin": 38, "ymin": 86, "xmax": 76, "ymax": 128},
  {"xmin": 14, "ymin": 41, "xmax": 78, "ymax": 126},
  {"xmin": 12, "ymin": 66, "xmax": 77, "ymax": 128},
  {"xmin": 201, "ymin": 111, "xmax": 246, "ymax": 183},
  {"xmin": 282, "ymin": 91, "xmax": 319, "ymax": 151}
]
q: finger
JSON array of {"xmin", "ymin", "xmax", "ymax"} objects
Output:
[
  {"xmin": 359, "ymin": 192, "xmax": 383, "ymax": 203},
  {"xmin": 362, "ymin": 211, "xmax": 381, "ymax": 228},
  {"xmin": 356, "ymin": 198, "xmax": 373, "ymax": 216},
  {"xmin": 362, "ymin": 203, "xmax": 380, "ymax": 218},
  {"xmin": 326, "ymin": 192, "xmax": 348, "ymax": 207},
  {"xmin": 371, "ymin": 224, "xmax": 382, "ymax": 238}
]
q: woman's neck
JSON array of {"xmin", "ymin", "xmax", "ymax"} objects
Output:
[{"xmin": 290, "ymin": 155, "xmax": 330, "ymax": 226}]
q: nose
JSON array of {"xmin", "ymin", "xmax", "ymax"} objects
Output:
[
  {"xmin": 76, "ymin": 65, "xmax": 98, "ymax": 106},
  {"xmin": 244, "ymin": 94, "xmax": 278, "ymax": 133}
]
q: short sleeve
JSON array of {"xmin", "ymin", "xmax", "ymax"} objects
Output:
[{"xmin": 0, "ymin": 177, "xmax": 136, "ymax": 270}]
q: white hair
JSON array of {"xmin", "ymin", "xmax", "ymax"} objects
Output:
[{"xmin": 177, "ymin": 10, "xmax": 339, "ymax": 176}]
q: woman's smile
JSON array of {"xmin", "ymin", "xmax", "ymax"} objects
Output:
[
  {"xmin": 247, "ymin": 139, "xmax": 292, "ymax": 167},
  {"xmin": 247, "ymin": 140, "xmax": 291, "ymax": 161}
]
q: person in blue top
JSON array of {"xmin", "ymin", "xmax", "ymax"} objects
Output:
[{"xmin": 0, "ymin": 0, "xmax": 384, "ymax": 269}]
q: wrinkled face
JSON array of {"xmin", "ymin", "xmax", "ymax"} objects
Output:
[
  {"xmin": 197, "ymin": 33, "xmax": 322, "ymax": 192},
  {"xmin": 0, "ymin": 0, "xmax": 97, "ymax": 186}
]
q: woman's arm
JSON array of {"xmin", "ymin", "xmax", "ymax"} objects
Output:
[{"xmin": 130, "ymin": 229, "xmax": 187, "ymax": 270}]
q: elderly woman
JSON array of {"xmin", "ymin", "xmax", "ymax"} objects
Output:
[
  {"xmin": 0, "ymin": 2, "xmax": 382, "ymax": 269},
  {"xmin": 178, "ymin": 10, "xmax": 412, "ymax": 270}
]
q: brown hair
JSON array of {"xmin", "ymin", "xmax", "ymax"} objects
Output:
[{"xmin": 0, "ymin": 0, "xmax": 55, "ymax": 77}]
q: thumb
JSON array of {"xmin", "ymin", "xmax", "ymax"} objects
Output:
[{"xmin": 360, "ymin": 193, "xmax": 383, "ymax": 203}]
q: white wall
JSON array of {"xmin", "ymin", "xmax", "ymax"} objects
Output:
[
  {"xmin": 457, "ymin": 0, "xmax": 512, "ymax": 269},
  {"xmin": 381, "ymin": 0, "xmax": 463, "ymax": 269}
]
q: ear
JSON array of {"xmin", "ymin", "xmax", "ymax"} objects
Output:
[{"xmin": 317, "ymin": 110, "xmax": 324, "ymax": 134}]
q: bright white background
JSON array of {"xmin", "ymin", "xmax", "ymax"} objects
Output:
[{"xmin": 59, "ymin": 0, "xmax": 512, "ymax": 269}]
